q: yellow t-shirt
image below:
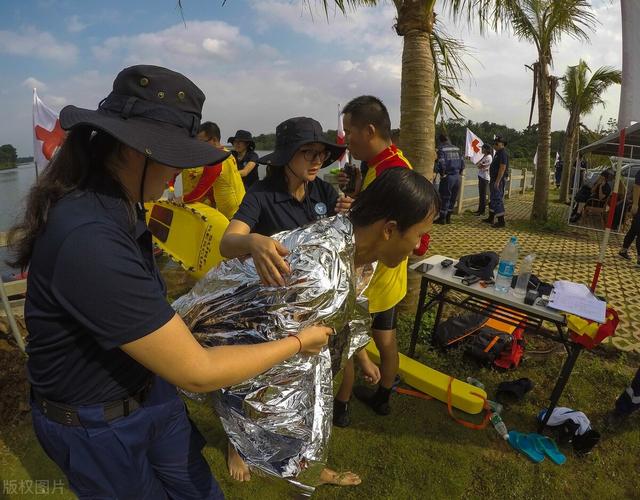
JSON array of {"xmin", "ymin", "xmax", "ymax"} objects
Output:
[
  {"xmin": 213, "ymin": 152, "xmax": 246, "ymax": 219},
  {"xmin": 362, "ymin": 145, "xmax": 413, "ymax": 313}
]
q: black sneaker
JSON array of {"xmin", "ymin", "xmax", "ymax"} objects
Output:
[
  {"xmin": 482, "ymin": 217, "xmax": 494, "ymax": 224},
  {"xmin": 618, "ymin": 250, "xmax": 631, "ymax": 260},
  {"xmin": 435, "ymin": 218, "xmax": 446, "ymax": 225},
  {"xmin": 493, "ymin": 220, "xmax": 506, "ymax": 228},
  {"xmin": 353, "ymin": 385, "xmax": 391, "ymax": 416},
  {"xmin": 333, "ymin": 399, "xmax": 350, "ymax": 427}
]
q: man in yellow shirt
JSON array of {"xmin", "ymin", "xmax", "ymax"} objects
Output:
[
  {"xmin": 334, "ymin": 95, "xmax": 414, "ymax": 424},
  {"xmin": 174, "ymin": 122, "xmax": 246, "ymax": 219}
]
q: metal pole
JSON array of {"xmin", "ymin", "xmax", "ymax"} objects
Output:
[{"xmin": 591, "ymin": 128, "xmax": 626, "ymax": 292}]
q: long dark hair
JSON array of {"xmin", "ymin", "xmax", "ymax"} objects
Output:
[
  {"xmin": 350, "ymin": 168, "xmax": 439, "ymax": 231},
  {"xmin": 7, "ymin": 126, "xmax": 130, "ymax": 270}
]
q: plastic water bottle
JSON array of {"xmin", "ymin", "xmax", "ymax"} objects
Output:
[
  {"xmin": 466, "ymin": 377, "xmax": 485, "ymax": 390},
  {"xmin": 488, "ymin": 400, "xmax": 504, "ymax": 415},
  {"xmin": 495, "ymin": 236, "xmax": 519, "ymax": 293},
  {"xmin": 490, "ymin": 412, "xmax": 509, "ymax": 440},
  {"xmin": 512, "ymin": 254, "xmax": 536, "ymax": 299}
]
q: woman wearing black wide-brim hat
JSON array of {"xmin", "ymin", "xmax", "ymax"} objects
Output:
[
  {"xmin": 228, "ymin": 129, "xmax": 260, "ymax": 189},
  {"xmin": 220, "ymin": 117, "xmax": 353, "ymax": 287},
  {"xmin": 7, "ymin": 65, "xmax": 331, "ymax": 499},
  {"xmin": 219, "ymin": 117, "xmax": 375, "ymax": 487}
]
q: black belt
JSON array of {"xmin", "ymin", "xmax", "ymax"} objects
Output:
[{"xmin": 32, "ymin": 382, "xmax": 151, "ymax": 427}]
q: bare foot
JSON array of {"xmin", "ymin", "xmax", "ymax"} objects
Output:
[
  {"xmin": 319, "ymin": 467, "xmax": 361, "ymax": 486},
  {"xmin": 227, "ymin": 442, "xmax": 251, "ymax": 482}
]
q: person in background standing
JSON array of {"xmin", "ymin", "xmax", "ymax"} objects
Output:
[
  {"xmin": 555, "ymin": 155, "xmax": 563, "ymax": 188},
  {"xmin": 229, "ymin": 130, "xmax": 259, "ymax": 190},
  {"xmin": 484, "ymin": 135, "xmax": 509, "ymax": 228},
  {"xmin": 434, "ymin": 134, "xmax": 465, "ymax": 225},
  {"xmin": 618, "ymin": 167, "xmax": 640, "ymax": 265},
  {"xmin": 474, "ymin": 143, "xmax": 492, "ymax": 216}
]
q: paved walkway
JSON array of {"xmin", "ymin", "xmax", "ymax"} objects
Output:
[{"xmin": 428, "ymin": 195, "xmax": 640, "ymax": 353}]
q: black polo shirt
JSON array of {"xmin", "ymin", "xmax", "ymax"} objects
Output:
[
  {"xmin": 233, "ymin": 150, "xmax": 260, "ymax": 189},
  {"xmin": 490, "ymin": 148, "xmax": 509, "ymax": 179},
  {"xmin": 233, "ymin": 176, "xmax": 339, "ymax": 236},
  {"xmin": 25, "ymin": 184, "xmax": 175, "ymax": 405}
]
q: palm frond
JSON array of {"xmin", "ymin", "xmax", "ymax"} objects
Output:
[
  {"xmin": 430, "ymin": 22, "xmax": 474, "ymax": 124},
  {"xmin": 561, "ymin": 59, "xmax": 621, "ymax": 116}
]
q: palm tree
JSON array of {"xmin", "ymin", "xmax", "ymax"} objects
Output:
[
  {"xmin": 456, "ymin": 0, "xmax": 596, "ymax": 222},
  {"xmin": 558, "ymin": 60, "xmax": 621, "ymax": 203}
]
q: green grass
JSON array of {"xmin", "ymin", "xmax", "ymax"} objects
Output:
[{"xmin": 2, "ymin": 312, "xmax": 640, "ymax": 499}]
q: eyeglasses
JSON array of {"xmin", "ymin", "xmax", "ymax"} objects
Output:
[{"xmin": 300, "ymin": 149, "xmax": 331, "ymax": 163}]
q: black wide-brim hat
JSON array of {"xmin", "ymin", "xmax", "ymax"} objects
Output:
[
  {"xmin": 227, "ymin": 129, "xmax": 255, "ymax": 148},
  {"xmin": 258, "ymin": 117, "xmax": 346, "ymax": 169},
  {"xmin": 59, "ymin": 65, "xmax": 229, "ymax": 169}
]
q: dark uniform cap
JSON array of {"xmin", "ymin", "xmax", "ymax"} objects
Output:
[{"xmin": 59, "ymin": 65, "xmax": 229, "ymax": 168}]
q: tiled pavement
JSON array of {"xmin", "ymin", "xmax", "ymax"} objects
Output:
[{"xmin": 427, "ymin": 196, "xmax": 640, "ymax": 353}]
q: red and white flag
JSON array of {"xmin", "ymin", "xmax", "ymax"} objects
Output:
[
  {"xmin": 33, "ymin": 88, "xmax": 64, "ymax": 171},
  {"xmin": 337, "ymin": 104, "xmax": 348, "ymax": 169},
  {"xmin": 465, "ymin": 128, "xmax": 484, "ymax": 163}
]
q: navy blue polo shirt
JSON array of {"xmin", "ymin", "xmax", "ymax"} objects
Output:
[
  {"xmin": 490, "ymin": 148, "xmax": 509, "ymax": 179},
  {"xmin": 25, "ymin": 184, "xmax": 175, "ymax": 405},
  {"xmin": 233, "ymin": 150, "xmax": 260, "ymax": 189},
  {"xmin": 233, "ymin": 176, "xmax": 339, "ymax": 236}
]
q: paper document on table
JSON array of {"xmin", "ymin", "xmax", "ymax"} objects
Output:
[{"xmin": 547, "ymin": 280, "xmax": 606, "ymax": 323}]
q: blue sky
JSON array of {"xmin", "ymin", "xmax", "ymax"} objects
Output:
[{"xmin": 0, "ymin": 0, "xmax": 622, "ymax": 156}]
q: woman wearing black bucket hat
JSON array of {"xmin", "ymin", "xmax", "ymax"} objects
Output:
[
  {"xmin": 228, "ymin": 129, "xmax": 260, "ymax": 189},
  {"xmin": 7, "ymin": 65, "xmax": 332, "ymax": 500},
  {"xmin": 219, "ymin": 117, "xmax": 379, "ymax": 484},
  {"xmin": 220, "ymin": 117, "xmax": 356, "ymax": 286}
]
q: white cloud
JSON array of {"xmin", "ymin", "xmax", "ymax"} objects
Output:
[
  {"xmin": 0, "ymin": 27, "xmax": 77, "ymax": 64},
  {"xmin": 91, "ymin": 21, "xmax": 255, "ymax": 67},
  {"xmin": 22, "ymin": 77, "xmax": 47, "ymax": 91},
  {"xmin": 440, "ymin": 2, "xmax": 622, "ymax": 131},
  {"xmin": 67, "ymin": 15, "xmax": 88, "ymax": 33}
]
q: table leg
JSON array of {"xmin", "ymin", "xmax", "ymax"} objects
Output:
[
  {"xmin": 537, "ymin": 343, "xmax": 584, "ymax": 432},
  {"xmin": 409, "ymin": 277, "xmax": 429, "ymax": 358}
]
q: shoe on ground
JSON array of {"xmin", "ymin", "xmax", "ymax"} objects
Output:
[
  {"xmin": 493, "ymin": 220, "xmax": 506, "ymax": 228},
  {"xmin": 474, "ymin": 211, "xmax": 485, "ymax": 216},
  {"xmin": 618, "ymin": 250, "xmax": 631, "ymax": 260},
  {"xmin": 333, "ymin": 399, "xmax": 351, "ymax": 427},
  {"xmin": 353, "ymin": 385, "xmax": 391, "ymax": 416},
  {"xmin": 482, "ymin": 217, "xmax": 494, "ymax": 224}
]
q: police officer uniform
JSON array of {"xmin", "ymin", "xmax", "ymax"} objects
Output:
[{"xmin": 435, "ymin": 138, "xmax": 465, "ymax": 223}]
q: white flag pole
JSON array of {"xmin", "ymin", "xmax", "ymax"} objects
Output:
[{"xmin": 32, "ymin": 88, "xmax": 39, "ymax": 179}]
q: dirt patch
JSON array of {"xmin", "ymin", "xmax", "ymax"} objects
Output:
[{"xmin": 0, "ymin": 321, "xmax": 30, "ymax": 427}]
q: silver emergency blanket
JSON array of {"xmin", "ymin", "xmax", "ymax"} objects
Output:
[{"xmin": 172, "ymin": 215, "xmax": 373, "ymax": 492}]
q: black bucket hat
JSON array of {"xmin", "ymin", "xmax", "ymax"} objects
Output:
[
  {"xmin": 258, "ymin": 117, "xmax": 347, "ymax": 169},
  {"xmin": 227, "ymin": 130, "xmax": 255, "ymax": 149},
  {"xmin": 59, "ymin": 65, "xmax": 229, "ymax": 169}
]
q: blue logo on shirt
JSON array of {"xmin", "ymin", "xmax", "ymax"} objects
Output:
[{"xmin": 314, "ymin": 202, "xmax": 327, "ymax": 216}]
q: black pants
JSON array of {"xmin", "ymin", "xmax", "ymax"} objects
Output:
[
  {"xmin": 623, "ymin": 211, "xmax": 640, "ymax": 254},
  {"xmin": 615, "ymin": 367, "xmax": 640, "ymax": 415},
  {"xmin": 477, "ymin": 177, "xmax": 488, "ymax": 213}
]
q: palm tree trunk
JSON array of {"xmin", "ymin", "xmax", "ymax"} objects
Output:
[
  {"xmin": 531, "ymin": 59, "xmax": 552, "ymax": 222},
  {"xmin": 560, "ymin": 111, "xmax": 578, "ymax": 203},
  {"xmin": 396, "ymin": 1, "xmax": 435, "ymax": 179},
  {"xmin": 396, "ymin": 1, "xmax": 436, "ymax": 312}
]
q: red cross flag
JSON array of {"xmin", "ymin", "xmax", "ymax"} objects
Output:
[
  {"xmin": 465, "ymin": 128, "xmax": 484, "ymax": 164},
  {"xmin": 33, "ymin": 88, "xmax": 64, "ymax": 173}
]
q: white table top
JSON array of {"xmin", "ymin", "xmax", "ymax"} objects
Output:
[{"xmin": 410, "ymin": 255, "xmax": 566, "ymax": 324}]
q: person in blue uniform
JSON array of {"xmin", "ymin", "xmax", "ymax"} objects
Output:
[
  {"xmin": 7, "ymin": 65, "xmax": 331, "ymax": 500},
  {"xmin": 483, "ymin": 135, "xmax": 509, "ymax": 228},
  {"xmin": 434, "ymin": 133, "xmax": 465, "ymax": 224}
]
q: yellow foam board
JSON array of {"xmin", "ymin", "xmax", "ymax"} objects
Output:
[
  {"xmin": 145, "ymin": 201, "xmax": 229, "ymax": 279},
  {"xmin": 365, "ymin": 342, "xmax": 487, "ymax": 415}
]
